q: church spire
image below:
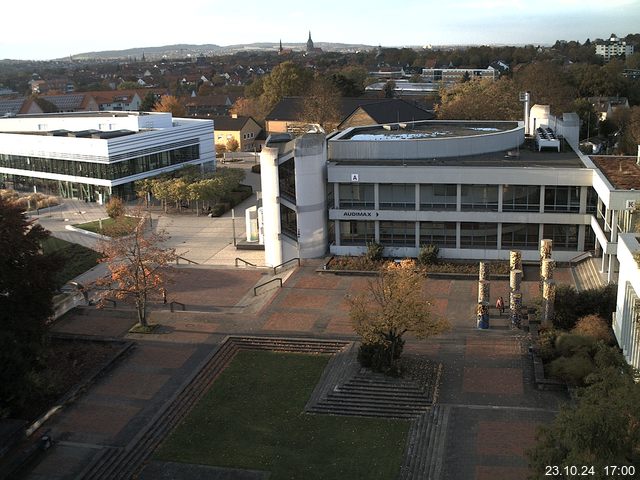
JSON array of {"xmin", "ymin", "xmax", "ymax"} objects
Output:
[{"xmin": 306, "ymin": 31, "xmax": 314, "ymax": 53}]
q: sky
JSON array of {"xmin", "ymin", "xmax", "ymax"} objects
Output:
[{"xmin": 2, "ymin": 0, "xmax": 639, "ymax": 60}]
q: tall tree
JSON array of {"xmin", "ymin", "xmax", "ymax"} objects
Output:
[
  {"xmin": 302, "ymin": 76, "xmax": 342, "ymax": 130},
  {"xmin": 152, "ymin": 95, "xmax": 186, "ymax": 117},
  {"xmin": 94, "ymin": 212, "xmax": 176, "ymax": 328},
  {"xmin": 436, "ymin": 77, "xmax": 521, "ymax": 120},
  {"xmin": 0, "ymin": 198, "xmax": 59, "ymax": 414},
  {"xmin": 528, "ymin": 355, "xmax": 640, "ymax": 476},
  {"xmin": 349, "ymin": 259, "xmax": 449, "ymax": 374},
  {"xmin": 260, "ymin": 61, "xmax": 312, "ymax": 112}
]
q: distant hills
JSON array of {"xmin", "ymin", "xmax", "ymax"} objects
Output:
[{"xmin": 68, "ymin": 42, "xmax": 376, "ymax": 60}]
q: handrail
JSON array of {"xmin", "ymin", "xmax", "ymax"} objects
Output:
[
  {"xmin": 254, "ymin": 278, "xmax": 283, "ymax": 296},
  {"xmin": 169, "ymin": 301, "xmax": 186, "ymax": 312},
  {"xmin": 569, "ymin": 250, "xmax": 594, "ymax": 266},
  {"xmin": 176, "ymin": 255, "xmax": 199, "ymax": 265},
  {"xmin": 235, "ymin": 257, "xmax": 258, "ymax": 268},
  {"xmin": 273, "ymin": 257, "xmax": 300, "ymax": 275}
]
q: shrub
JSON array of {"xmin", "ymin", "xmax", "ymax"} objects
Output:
[
  {"xmin": 554, "ymin": 333, "xmax": 597, "ymax": 358},
  {"xmin": 417, "ymin": 244, "xmax": 439, "ymax": 265},
  {"xmin": 536, "ymin": 327, "xmax": 559, "ymax": 362},
  {"xmin": 210, "ymin": 203, "xmax": 227, "ymax": 217},
  {"xmin": 548, "ymin": 353, "xmax": 595, "ymax": 386},
  {"xmin": 105, "ymin": 197, "xmax": 125, "ymax": 219},
  {"xmin": 357, "ymin": 338, "xmax": 405, "ymax": 376},
  {"xmin": 251, "ymin": 164, "xmax": 261, "ymax": 174},
  {"xmin": 572, "ymin": 314, "xmax": 614, "ymax": 344},
  {"xmin": 365, "ymin": 242, "xmax": 384, "ymax": 262},
  {"xmin": 553, "ymin": 283, "xmax": 616, "ymax": 330}
]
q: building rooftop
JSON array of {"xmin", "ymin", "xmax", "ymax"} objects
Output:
[
  {"xmin": 591, "ymin": 156, "xmax": 640, "ymax": 190},
  {"xmin": 330, "ymin": 141, "xmax": 586, "ymax": 169},
  {"xmin": 343, "ymin": 121, "xmax": 517, "ymax": 141}
]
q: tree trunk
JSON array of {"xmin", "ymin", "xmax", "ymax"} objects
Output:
[{"xmin": 136, "ymin": 294, "xmax": 148, "ymax": 327}]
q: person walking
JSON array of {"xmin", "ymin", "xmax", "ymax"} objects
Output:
[{"xmin": 496, "ymin": 296, "xmax": 505, "ymax": 316}]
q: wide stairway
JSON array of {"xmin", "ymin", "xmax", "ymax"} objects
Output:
[{"xmin": 571, "ymin": 256, "xmax": 607, "ymax": 291}]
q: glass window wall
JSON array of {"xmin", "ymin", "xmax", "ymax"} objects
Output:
[
  {"xmin": 501, "ymin": 223, "xmax": 539, "ymax": 249},
  {"xmin": 502, "ymin": 185, "xmax": 540, "ymax": 212},
  {"xmin": 460, "ymin": 222, "xmax": 498, "ymax": 249},
  {"xmin": 419, "ymin": 222, "xmax": 456, "ymax": 247},
  {"xmin": 379, "ymin": 184, "xmax": 415, "ymax": 210},
  {"xmin": 339, "ymin": 183, "xmax": 374, "ymax": 209},
  {"xmin": 461, "ymin": 185, "xmax": 498, "ymax": 211},
  {"xmin": 544, "ymin": 186, "xmax": 580, "ymax": 213},
  {"xmin": 420, "ymin": 184, "xmax": 457, "ymax": 210},
  {"xmin": 380, "ymin": 221, "xmax": 416, "ymax": 246},
  {"xmin": 339, "ymin": 220, "xmax": 375, "ymax": 245},
  {"xmin": 543, "ymin": 224, "xmax": 579, "ymax": 250}
]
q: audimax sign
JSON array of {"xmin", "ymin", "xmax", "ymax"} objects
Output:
[{"xmin": 342, "ymin": 211, "xmax": 379, "ymax": 217}]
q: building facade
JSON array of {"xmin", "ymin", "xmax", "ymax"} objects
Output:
[
  {"xmin": 595, "ymin": 34, "xmax": 634, "ymax": 61},
  {"xmin": 0, "ymin": 111, "xmax": 215, "ymax": 202}
]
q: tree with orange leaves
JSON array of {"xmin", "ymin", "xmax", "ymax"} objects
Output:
[
  {"xmin": 94, "ymin": 212, "xmax": 176, "ymax": 328},
  {"xmin": 348, "ymin": 259, "xmax": 449, "ymax": 374},
  {"xmin": 152, "ymin": 95, "xmax": 186, "ymax": 117}
]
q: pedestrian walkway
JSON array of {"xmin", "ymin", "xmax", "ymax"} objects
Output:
[{"xmin": 23, "ymin": 262, "xmax": 574, "ymax": 480}]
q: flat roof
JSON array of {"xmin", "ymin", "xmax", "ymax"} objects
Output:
[
  {"xmin": 341, "ymin": 121, "xmax": 519, "ymax": 141},
  {"xmin": 330, "ymin": 141, "xmax": 586, "ymax": 169},
  {"xmin": 591, "ymin": 156, "xmax": 640, "ymax": 190}
]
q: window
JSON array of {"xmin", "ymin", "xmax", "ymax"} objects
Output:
[
  {"xmin": 543, "ymin": 224, "xmax": 579, "ymax": 250},
  {"xmin": 340, "ymin": 221, "xmax": 375, "ymax": 245},
  {"xmin": 420, "ymin": 184, "xmax": 457, "ymax": 210},
  {"xmin": 419, "ymin": 222, "xmax": 456, "ymax": 247},
  {"xmin": 502, "ymin": 185, "xmax": 540, "ymax": 212},
  {"xmin": 461, "ymin": 185, "xmax": 498, "ymax": 211},
  {"xmin": 379, "ymin": 184, "xmax": 415, "ymax": 210},
  {"xmin": 278, "ymin": 159, "xmax": 296, "ymax": 202},
  {"xmin": 339, "ymin": 183, "xmax": 374, "ymax": 209},
  {"xmin": 380, "ymin": 221, "xmax": 416, "ymax": 246},
  {"xmin": 501, "ymin": 223, "xmax": 539, "ymax": 249},
  {"xmin": 280, "ymin": 204, "xmax": 297, "ymax": 240},
  {"xmin": 586, "ymin": 187, "xmax": 597, "ymax": 214},
  {"xmin": 460, "ymin": 222, "xmax": 498, "ymax": 249},
  {"xmin": 544, "ymin": 186, "xmax": 580, "ymax": 213}
]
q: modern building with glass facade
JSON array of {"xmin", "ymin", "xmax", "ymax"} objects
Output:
[
  {"xmin": 260, "ymin": 109, "xmax": 640, "ymax": 282},
  {"xmin": 0, "ymin": 111, "xmax": 215, "ymax": 202}
]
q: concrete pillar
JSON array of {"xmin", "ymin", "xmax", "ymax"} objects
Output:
[
  {"xmin": 509, "ymin": 250, "xmax": 522, "ymax": 272},
  {"xmin": 479, "ymin": 261, "xmax": 488, "ymax": 282},
  {"xmin": 478, "ymin": 280, "xmax": 490, "ymax": 304},
  {"xmin": 541, "ymin": 258, "xmax": 556, "ymax": 281},
  {"xmin": 510, "ymin": 269, "xmax": 523, "ymax": 292},
  {"xmin": 540, "ymin": 238, "xmax": 553, "ymax": 260},
  {"xmin": 510, "ymin": 291, "xmax": 522, "ymax": 318},
  {"xmin": 542, "ymin": 280, "xmax": 556, "ymax": 325}
]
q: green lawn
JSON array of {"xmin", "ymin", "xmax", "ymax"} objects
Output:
[
  {"xmin": 154, "ymin": 350, "xmax": 409, "ymax": 480},
  {"xmin": 41, "ymin": 237, "xmax": 102, "ymax": 287},
  {"xmin": 73, "ymin": 216, "xmax": 139, "ymax": 236}
]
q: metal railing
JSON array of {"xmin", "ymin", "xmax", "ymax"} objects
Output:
[
  {"xmin": 175, "ymin": 255, "xmax": 198, "ymax": 265},
  {"xmin": 273, "ymin": 257, "xmax": 300, "ymax": 275},
  {"xmin": 235, "ymin": 257, "xmax": 258, "ymax": 268},
  {"xmin": 254, "ymin": 278, "xmax": 283, "ymax": 296}
]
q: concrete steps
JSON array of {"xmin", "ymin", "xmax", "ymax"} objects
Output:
[
  {"xmin": 306, "ymin": 357, "xmax": 441, "ymax": 420},
  {"xmin": 398, "ymin": 404, "xmax": 451, "ymax": 480},
  {"xmin": 571, "ymin": 257, "xmax": 605, "ymax": 292},
  {"xmin": 78, "ymin": 336, "xmax": 349, "ymax": 480}
]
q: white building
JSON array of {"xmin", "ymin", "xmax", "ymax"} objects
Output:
[
  {"xmin": 259, "ymin": 110, "xmax": 640, "ymax": 369},
  {"xmin": 595, "ymin": 34, "xmax": 634, "ymax": 61},
  {"xmin": 0, "ymin": 111, "xmax": 215, "ymax": 202}
]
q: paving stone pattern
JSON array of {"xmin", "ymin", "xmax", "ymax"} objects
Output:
[{"xmin": 24, "ymin": 262, "xmax": 574, "ymax": 480}]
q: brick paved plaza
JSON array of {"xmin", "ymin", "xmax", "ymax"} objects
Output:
[{"xmin": 25, "ymin": 261, "xmax": 569, "ymax": 480}]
